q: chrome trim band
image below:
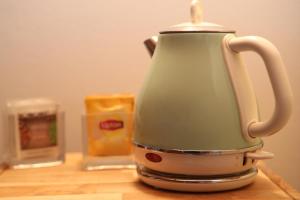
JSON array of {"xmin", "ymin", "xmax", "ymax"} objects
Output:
[
  {"xmin": 133, "ymin": 142, "xmax": 263, "ymax": 155},
  {"xmin": 137, "ymin": 165, "xmax": 258, "ymax": 184}
]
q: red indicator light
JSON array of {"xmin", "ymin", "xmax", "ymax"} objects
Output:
[{"xmin": 145, "ymin": 153, "xmax": 162, "ymax": 163}]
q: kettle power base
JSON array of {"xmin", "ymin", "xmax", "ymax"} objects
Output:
[{"xmin": 137, "ymin": 165, "xmax": 257, "ymax": 192}]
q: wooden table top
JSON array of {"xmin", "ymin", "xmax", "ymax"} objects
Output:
[{"xmin": 0, "ymin": 153, "xmax": 299, "ymax": 200}]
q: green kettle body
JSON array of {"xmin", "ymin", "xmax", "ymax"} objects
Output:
[{"xmin": 134, "ymin": 32, "xmax": 261, "ymax": 151}]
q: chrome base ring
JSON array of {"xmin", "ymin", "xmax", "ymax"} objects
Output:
[{"xmin": 137, "ymin": 165, "xmax": 258, "ymax": 192}]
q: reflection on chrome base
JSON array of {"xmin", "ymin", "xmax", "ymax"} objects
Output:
[{"xmin": 137, "ymin": 165, "xmax": 258, "ymax": 192}]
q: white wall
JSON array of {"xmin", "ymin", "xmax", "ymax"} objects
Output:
[{"xmin": 0, "ymin": 0, "xmax": 299, "ymax": 190}]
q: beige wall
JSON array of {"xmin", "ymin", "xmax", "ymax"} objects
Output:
[{"xmin": 0, "ymin": 0, "xmax": 299, "ymax": 190}]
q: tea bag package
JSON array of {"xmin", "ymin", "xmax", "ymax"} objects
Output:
[
  {"xmin": 6, "ymin": 98, "xmax": 65, "ymax": 169},
  {"xmin": 82, "ymin": 94, "xmax": 135, "ymax": 170}
]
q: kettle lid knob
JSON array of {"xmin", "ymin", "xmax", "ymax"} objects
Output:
[
  {"xmin": 191, "ymin": 0, "xmax": 203, "ymax": 24},
  {"xmin": 160, "ymin": 0, "xmax": 235, "ymax": 33}
]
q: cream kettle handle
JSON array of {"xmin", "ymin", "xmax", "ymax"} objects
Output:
[{"xmin": 226, "ymin": 36, "xmax": 293, "ymax": 138}]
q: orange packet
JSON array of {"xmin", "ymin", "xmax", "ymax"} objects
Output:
[{"xmin": 84, "ymin": 94, "xmax": 134, "ymax": 157}]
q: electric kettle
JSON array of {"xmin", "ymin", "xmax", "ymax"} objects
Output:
[{"xmin": 133, "ymin": 0, "xmax": 293, "ymax": 192}]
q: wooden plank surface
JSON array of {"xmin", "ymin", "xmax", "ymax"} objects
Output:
[
  {"xmin": 258, "ymin": 162, "xmax": 300, "ymax": 200},
  {"xmin": 0, "ymin": 153, "xmax": 298, "ymax": 200},
  {"xmin": 0, "ymin": 193, "xmax": 122, "ymax": 200}
]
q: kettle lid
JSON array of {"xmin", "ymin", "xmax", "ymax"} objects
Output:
[{"xmin": 160, "ymin": 0, "xmax": 235, "ymax": 34}]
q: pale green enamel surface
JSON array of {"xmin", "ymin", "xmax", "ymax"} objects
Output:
[{"xmin": 134, "ymin": 33, "xmax": 261, "ymax": 150}]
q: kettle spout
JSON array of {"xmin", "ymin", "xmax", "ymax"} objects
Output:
[{"xmin": 144, "ymin": 36, "xmax": 158, "ymax": 57}]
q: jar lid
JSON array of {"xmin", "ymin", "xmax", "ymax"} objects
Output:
[
  {"xmin": 160, "ymin": 0, "xmax": 235, "ymax": 34},
  {"xmin": 7, "ymin": 98, "xmax": 59, "ymax": 114}
]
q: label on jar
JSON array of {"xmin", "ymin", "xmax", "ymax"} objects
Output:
[
  {"xmin": 16, "ymin": 113, "xmax": 59, "ymax": 159},
  {"xmin": 99, "ymin": 119, "xmax": 124, "ymax": 131}
]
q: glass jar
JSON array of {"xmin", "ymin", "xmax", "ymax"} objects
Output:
[
  {"xmin": 6, "ymin": 98, "xmax": 65, "ymax": 169},
  {"xmin": 82, "ymin": 95, "xmax": 135, "ymax": 170}
]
